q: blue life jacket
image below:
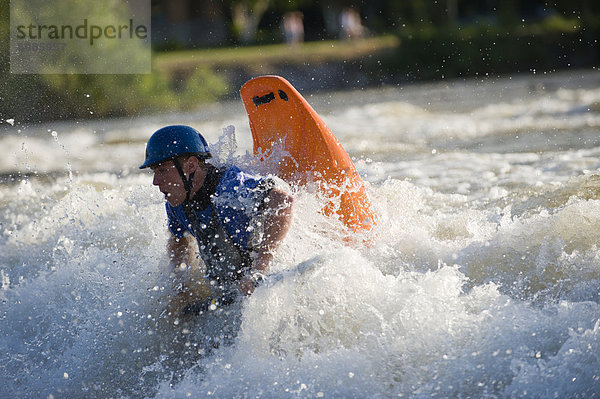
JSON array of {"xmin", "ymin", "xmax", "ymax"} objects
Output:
[{"xmin": 166, "ymin": 165, "xmax": 273, "ymax": 284}]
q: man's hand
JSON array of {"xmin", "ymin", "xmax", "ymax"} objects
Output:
[{"xmin": 166, "ymin": 277, "xmax": 214, "ymax": 317}]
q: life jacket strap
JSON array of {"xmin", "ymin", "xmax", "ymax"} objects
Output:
[{"xmin": 173, "ymin": 158, "xmax": 195, "ymax": 202}]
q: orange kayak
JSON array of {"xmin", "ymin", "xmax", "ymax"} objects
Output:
[{"xmin": 240, "ymin": 75, "xmax": 376, "ymax": 231}]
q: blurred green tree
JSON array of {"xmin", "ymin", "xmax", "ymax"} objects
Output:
[
  {"xmin": 0, "ymin": 0, "xmax": 227, "ymax": 122},
  {"xmin": 225, "ymin": 0, "xmax": 311, "ymax": 44},
  {"xmin": 230, "ymin": 0, "xmax": 271, "ymax": 44}
]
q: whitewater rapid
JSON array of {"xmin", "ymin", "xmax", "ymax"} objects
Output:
[{"xmin": 1, "ymin": 70, "xmax": 600, "ymax": 398}]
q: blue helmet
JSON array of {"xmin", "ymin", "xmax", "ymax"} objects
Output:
[{"xmin": 139, "ymin": 125, "xmax": 211, "ymax": 169}]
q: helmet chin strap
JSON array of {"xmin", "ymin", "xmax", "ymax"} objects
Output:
[{"xmin": 173, "ymin": 159, "xmax": 195, "ymax": 202}]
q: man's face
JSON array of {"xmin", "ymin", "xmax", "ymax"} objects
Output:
[{"xmin": 151, "ymin": 160, "xmax": 186, "ymax": 206}]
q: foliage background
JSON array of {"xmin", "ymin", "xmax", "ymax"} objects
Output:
[
  {"xmin": 0, "ymin": 0, "xmax": 227, "ymax": 123},
  {"xmin": 0, "ymin": 0, "xmax": 598, "ymax": 123}
]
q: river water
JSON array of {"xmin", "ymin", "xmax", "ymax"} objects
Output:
[{"xmin": 1, "ymin": 70, "xmax": 600, "ymax": 398}]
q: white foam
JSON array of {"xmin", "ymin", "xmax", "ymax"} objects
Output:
[{"xmin": 2, "ymin": 72, "xmax": 600, "ymax": 398}]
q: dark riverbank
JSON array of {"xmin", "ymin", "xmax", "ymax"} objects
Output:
[
  {"xmin": 2, "ymin": 23, "xmax": 599, "ymax": 124},
  {"xmin": 199, "ymin": 27, "xmax": 599, "ymax": 97}
]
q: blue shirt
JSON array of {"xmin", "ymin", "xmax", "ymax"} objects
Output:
[{"xmin": 166, "ymin": 166, "xmax": 270, "ymax": 250}]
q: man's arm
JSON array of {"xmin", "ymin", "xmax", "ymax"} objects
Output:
[
  {"xmin": 239, "ymin": 187, "xmax": 294, "ymax": 295},
  {"xmin": 167, "ymin": 233, "xmax": 196, "ymax": 270},
  {"xmin": 166, "ymin": 234, "xmax": 212, "ymax": 316}
]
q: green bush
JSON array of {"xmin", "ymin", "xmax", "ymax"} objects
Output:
[
  {"xmin": 1, "ymin": 65, "xmax": 229, "ymax": 123},
  {"xmin": 177, "ymin": 67, "xmax": 230, "ymax": 111},
  {"xmin": 0, "ymin": 0, "xmax": 228, "ymax": 123}
]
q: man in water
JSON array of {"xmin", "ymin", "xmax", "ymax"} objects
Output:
[{"xmin": 140, "ymin": 125, "xmax": 293, "ymax": 317}]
